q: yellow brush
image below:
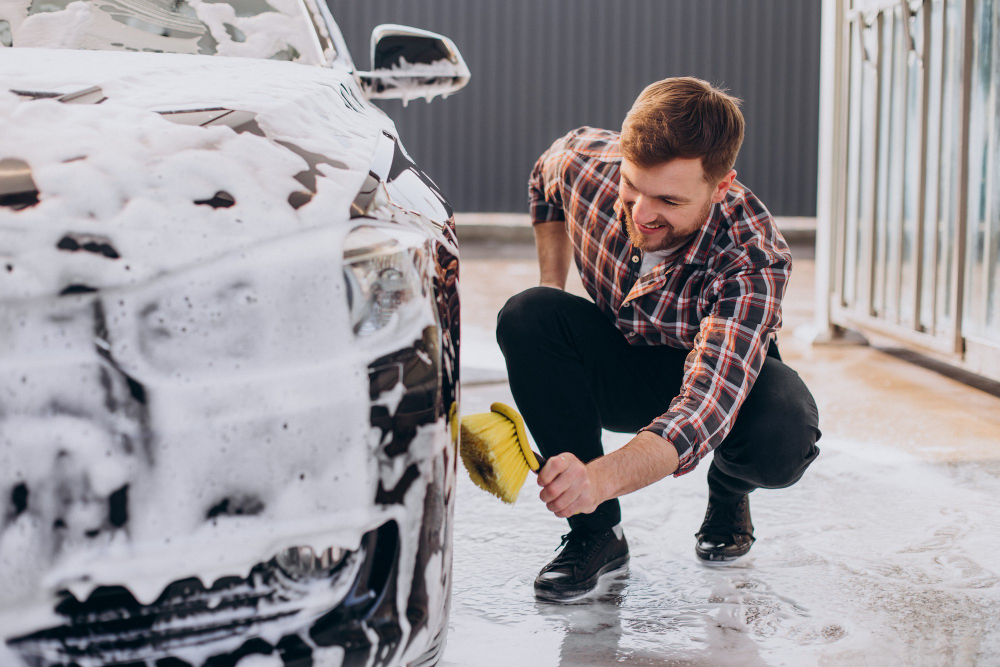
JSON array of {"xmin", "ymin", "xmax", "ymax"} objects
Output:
[{"xmin": 459, "ymin": 402, "xmax": 548, "ymax": 504}]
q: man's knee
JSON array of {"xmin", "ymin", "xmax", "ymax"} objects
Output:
[
  {"xmin": 767, "ymin": 405, "xmax": 819, "ymax": 489},
  {"xmin": 718, "ymin": 360, "xmax": 822, "ymax": 489},
  {"xmin": 716, "ymin": 430, "xmax": 819, "ymax": 491},
  {"xmin": 496, "ymin": 286, "xmax": 566, "ymax": 348},
  {"xmin": 755, "ymin": 438, "xmax": 819, "ymax": 489}
]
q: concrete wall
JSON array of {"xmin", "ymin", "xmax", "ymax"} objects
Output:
[{"xmin": 328, "ymin": 1, "xmax": 821, "ymax": 216}]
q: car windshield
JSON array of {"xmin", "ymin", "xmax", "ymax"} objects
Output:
[{"xmin": 0, "ymin": 0, "xmax": 330, "ymax": 65}]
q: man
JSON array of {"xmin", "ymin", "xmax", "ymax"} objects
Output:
[{"xmin": 496, "ymin": 77, "xmax": 821, "ymax": 602}]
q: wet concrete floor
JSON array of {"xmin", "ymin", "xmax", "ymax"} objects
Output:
[{"xmin": 442, "ymin": 240, "xmax": 1000, "ymax": 666}]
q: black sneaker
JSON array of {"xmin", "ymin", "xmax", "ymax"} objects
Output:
[
  {"xmin": 534, "ymin": 525, "xmax": 629, "ymax": 602},
  {"xmin": 694, "ymin": 494, "xmax": 755, "ymax": 562}
]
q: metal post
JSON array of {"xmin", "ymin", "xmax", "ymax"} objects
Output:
[
  {"xmin": 911, "ymin": 0, "xmax": 932, "ymax": 332},
  {"xmin": 813, "ymin": 0, "xmax": 870, "ymax": 346},
  {"xmin": 814, "ymin": 0, "xmax": 846, "ymax": 338},
  {"xmin": 951, "ymin": 0, "xmax": 974, "ymax": 356},
  {"xmin": 866, "ymin": 10, "xmax": 885, "ymax": 320}
]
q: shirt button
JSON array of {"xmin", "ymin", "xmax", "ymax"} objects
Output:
[
  {"xmin": 622, "ymin": 301, "xmax": 630, "ymax": 308},
  {"xmin": 631, "ymin": 255, "xmax": 639, "ymax": 263},
  {"xmin": 628, "ymin": 332, "xmax": 636, "ymax": 337}
]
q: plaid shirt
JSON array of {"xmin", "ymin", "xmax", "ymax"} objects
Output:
[{"xmin": 528, "ymin": 127, "xmax": 791, "ymax": 476}]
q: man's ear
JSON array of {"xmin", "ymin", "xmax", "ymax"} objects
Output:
[{"xmin": 711, "ymin": 169, "xmax": 737, "ymax": 204}]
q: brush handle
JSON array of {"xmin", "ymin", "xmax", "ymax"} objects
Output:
[{"xmin": 532, "ymin": 452, "xmax": 548, "ymax": 472}]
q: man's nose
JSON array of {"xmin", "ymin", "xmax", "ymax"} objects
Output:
[{"xmin": 633, "ymin": 195, "xmax": 657, "ymax": 225}]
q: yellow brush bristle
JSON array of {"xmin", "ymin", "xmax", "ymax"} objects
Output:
[{"xmin": 459, "ymin": 409, "xmax": 533, "ymax": 504}]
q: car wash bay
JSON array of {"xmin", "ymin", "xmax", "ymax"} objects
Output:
[{"xmin": 446, "ymin": 235, "xmax": 1000, "ymax": 666}]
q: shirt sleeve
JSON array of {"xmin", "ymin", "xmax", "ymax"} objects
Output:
[
  {"xmin": 639, "ymin": 250, "xmax": 790, "ymax": 476},
  {"xmin": 528, "ymin": 135, "xmax": 571, "ymax": 226}
]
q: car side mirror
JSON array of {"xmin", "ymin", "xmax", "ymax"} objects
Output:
[{"xmin": 357, "ymin": 24, "xmax": 470, "ymax": 105}]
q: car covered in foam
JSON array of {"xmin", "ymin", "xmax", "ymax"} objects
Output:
[{"xmin": 0, "ymin": 2, "xmax": 467, "ymax": 665}]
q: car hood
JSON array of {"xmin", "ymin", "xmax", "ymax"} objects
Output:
[{"xmin": 0, "ymin": 47, "xmax": 390, "ymax": 300}]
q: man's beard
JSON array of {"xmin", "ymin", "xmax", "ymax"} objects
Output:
[{"xmin": 621, "ymin": 198, "xmax": 711, "ymax": 253}]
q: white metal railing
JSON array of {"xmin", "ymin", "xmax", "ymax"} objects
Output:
[{"xmin": 818, "ymin": 0, "xmax": 1000, "ymax": 382}]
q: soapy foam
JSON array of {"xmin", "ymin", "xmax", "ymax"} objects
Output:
[
  {"xmin": 367, "ymin": 56, "xmax": 470, "ymax": 107},
  {"xmin": 0, "ymin": 45, "xmax": 456, "ymax": 667}
]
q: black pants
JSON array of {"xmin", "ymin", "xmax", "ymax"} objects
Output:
[{"xmin": 496, "ymin": 287, "xmax": 821, "ymax": 533}]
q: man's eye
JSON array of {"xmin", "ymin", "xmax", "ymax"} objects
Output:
[{"xmin": 660, "ymin": 199, "xmax": 680, "ymax": 206}]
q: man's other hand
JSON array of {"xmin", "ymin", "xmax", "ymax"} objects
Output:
[{"xmin": 537, "ymin": 453, "xmax": 604, "ymax": 518}]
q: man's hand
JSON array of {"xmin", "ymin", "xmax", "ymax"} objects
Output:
[
  {"xmin": 536, "ymin": 432, "xmax": 680, "ymax": 519},
  {"xmin": 537, "ymin": 453, "xmax": 604, "ymax": 518}
]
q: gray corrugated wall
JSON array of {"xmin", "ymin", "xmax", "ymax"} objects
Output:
[{"xmin": 327, "ymin": 1, "xmax": 821, "ymax": 216}]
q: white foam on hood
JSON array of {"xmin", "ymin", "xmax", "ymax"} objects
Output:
[{"xmin": 0, "ymin": 47, "xmax": 383, "ymax": 297}]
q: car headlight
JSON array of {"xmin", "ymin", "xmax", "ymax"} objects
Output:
[
  {"xmin": 275, "ymin": 545, "xmax": 348, "ymax": 579},
  {"xmin": 343, "ymin": 226, "xmax": 426, "ymax": 336}
]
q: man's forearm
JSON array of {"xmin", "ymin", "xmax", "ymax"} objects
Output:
[
  {"xmin": 590, "ymin": 431, "xmax": 679, "ymax": 501},
  {"xmin": 534, "ymin": 220, "xmax": 572, "ymax": 289}
]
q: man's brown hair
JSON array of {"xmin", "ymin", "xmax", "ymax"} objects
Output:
[{"xmin": 620, "ymin": 77, "xmax": 745, "ymax": 184}]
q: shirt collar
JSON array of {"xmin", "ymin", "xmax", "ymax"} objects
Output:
[{"xmin": 681, "ymin": 203, "xmax": 721, "ymax": 266}]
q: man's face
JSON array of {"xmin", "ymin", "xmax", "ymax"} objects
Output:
[{"xmin": 619, "ymin": 157, "xmax": 735, "ymax": 253}]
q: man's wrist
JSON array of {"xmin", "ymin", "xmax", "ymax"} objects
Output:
[
  {"xmin": 585, "ymin": 457, "xmax": 612, "ymax": 507},
  {"xmin": 586, "ymin": 431, "xmax": 680, "ymax": 502}
]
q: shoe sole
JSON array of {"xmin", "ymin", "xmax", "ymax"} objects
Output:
[
  {"xmin": 533, "ymin": 556, "xmax": 630, "ymax": 603},
  {"xmin": 695, "ymin": 546, "xmax": 753, "ymax": 565}
]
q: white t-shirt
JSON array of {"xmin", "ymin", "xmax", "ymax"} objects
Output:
[{"xmin": 639, "ymin": 242, "xmax": 686, "ymax": 275}]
